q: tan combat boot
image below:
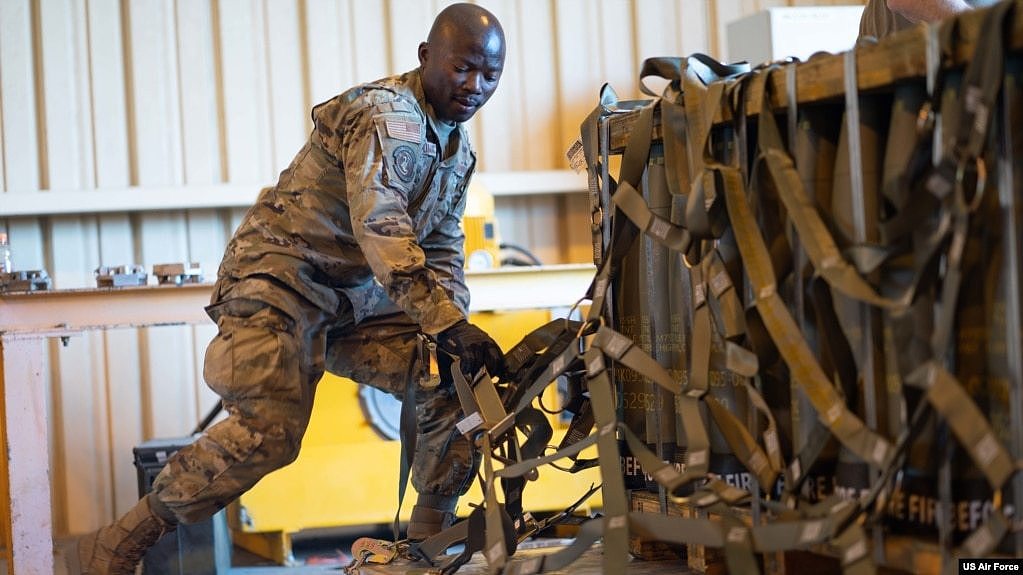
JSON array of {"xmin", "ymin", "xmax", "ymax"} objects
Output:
[
  {"xmin": 67, "ymin": 494, "xmax": 176, "ymax": 575},
  {"xmin": 407, "ymin": 504, "xmax": 457, "ymax": 541},
  {"xmin": 406, "ymin": 493, "xmax": 458, "ymax": 541}
]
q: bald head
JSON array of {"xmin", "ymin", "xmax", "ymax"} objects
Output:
[
  {"xmin": 427, "ymin": 3, "xmax": 504, "ymax": 46},
  {"xmin": 418, "ymin": 3, "xmax": 505, "ymax": 123}
]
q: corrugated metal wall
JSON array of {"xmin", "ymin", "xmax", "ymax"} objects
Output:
[{"xmin": 0, "ymin": 0, "xmax": 861, "ymax": 535}]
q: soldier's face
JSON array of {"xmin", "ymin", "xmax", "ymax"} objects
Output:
[{"xmin": 419, "ymin": 27, "xmax": 505, "ymax": 123}]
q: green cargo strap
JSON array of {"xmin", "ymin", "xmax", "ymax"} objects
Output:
[
  {"xmin": 842, "ymin": 48, "xmax": 870, "ymax": 250},
  {"xmin": 492, "ymin": 333, "xmax": 581, "ymax": 439},
  {"xmin": 501, "ymin": 516, "xmax": 604, "ymax": 575},
  {"xmin": 832, "ymin": 523, "xmax": 875, "ymax": 575},
  {"xmin": 556, "ymin": 399, "xmax": 597, "ymax": 471},
  {"xmin": 394, "ymin": 356, "xmax": 423, "ymax": 542},
  {"xmin": 745, "ymin": 380, "xmax": 785, "ymax": 476},
  {"xmin": 638, "ymin": 56, "xmax": 684, "ymax": 98},
  {"xmin": 489, "ymin": 321, "xmax": 587, "ymax": 440},
  {"xmin": 426, "ymin": 491, "xmax": 608, "ymax": 575},
  {"xmin": 706, "ymin": 251, "xmax": 746, "ymax": 341},
  {"xmin": 451, "ymin": 359, "xmax": 507, "ymax": 437},
  {"xmin": 503, "ymin": 319, "xmax": 579, "ymax": 376},
  {"xmin": 722, "ymin": 517, "xmax": 759, "ymax": 575},
  {"xmin": 705, "ymin": 396, "xmax": 779, "ymax": 491},
  {"xmin": 638, "ymin": 57, "xmax": 691, "ymax": 199},
  {"xmin": 508, "ymin": 408, "xmax": 553, "ymax": 470},
  {"xmin": 705, "ymin": 250, "xmax": 760, "ymax": 378},
  {"xmin": 521, "ymin": 421, "xmax": 867, "ymax": 570},
  {"xmin": 756, "ymin": 73, "xmax": 909, "ymax": 311},
  {"xmin": 413, "ymin": 514, "xmax": 471, "ymax": 567},
  {"xmin": 732, "ymin": 186, "xmax": 893, "ymax": 469},
  {"xmin": 685, "ymin": 170, "xmax": 725, "ymax": 242},
  {"xmin": 687, "ymin": 260, "xmax": 712, "ymax": 396},
  {"xmin": 681, "ymin": 60, "xmax": 715, "ymax": 178},
  {"xmin": 758, "ymin": 495, "xmax": 859, "ymax": 547},
  {"xmin": 579, "ymin": 83, "xmax": 649, "ymax": 265},
  {"xmin": 726, "ymin": 76, "xmax": 895, "ymax": 471},
  {"xmin": 785, "ymin": 418, "xmax": 835, "ymax": 500},
  {"xmin": 932, "ymin": 0, "xmax": 1015, "ymax": 356},
  {"xmin": 906, "ymin": 362, "xmax": 1015, "ymax": 488},
  {"xmin": 678, "ymin": 394, "xmax": 712, "ymax": 477},
  {"xmin": 579, "ymin": 84, "xmax": 620, "ymax": 265},
  {"xmin": 683, "ymin": 78, "xmax": 730, "ymax": 240},
  {"xmin": 607, "ymin": 96, "xmax": 697, "ymax": 255},
  {"xmin": 413, "ymin": 509, "xmax": 494, "ymax": 574},
  {"xmin": 553, "ymin": 472, "xmax": 860, "ymax": 574},
  {"xmin": 591, "ymin": 326, "xmax": 678, "ymax": 394},
  {"xmin": 619, "ymin": 418, "xmax": 706, "ymax": 492},
  {"xmin": 706, "ymin": 376, "xmax": 785, "ymax": 489},
  {"xmin": 611, "ymin": 176, "xmax": 692, "ymax": 254},
  {"xmin": 905, "ymin": 17, "xmax": 1023, "ymax": 561},
  {"xmin": 960, "ymin": 509, "xmax": 1010, "ymax": 559},
  {"xmin": 407, "ymin": 317, "xmax": 585, "ymax": 568},
  {"xmin": 752, "ymin": 507, "xmax": 848, "ymax": 553},
  {"xmin": 629, "ymin": 510, "xmax": 723, "ymax": 547},
  {"xmin": 683, "ymin": 55, "xmax": 749, "ymax": 185},
  {"xmin": 482, "ymin": 434, "xmax": 510, "ymax": 573},
  {"xmin": 584, "ymin": 348, "xmax": 629, "ymax": 574},
  {"xmin": 583, "ymin": 207, "xmax": 641, "ymax": 325},
  {"xmin": 841, "ymin": 45, "xmax": 889, "ymax": 448},
  {"xmin": 688, "ymin": 478, "xmax": 752, "ymax": 508},
  {"xmin": 496, "ymin": 432, "xmax": 600, "ymax": 480},
  {"xmin": 809, "ymin": 277, "xmax": 862, "ymax": 413},
  {"xmin": 953, "ymin": 0, "xmax": 1013, "ymax": 161}
]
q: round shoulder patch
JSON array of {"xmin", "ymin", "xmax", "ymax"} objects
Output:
[{"xmin": 391, "ymin": 145, "xmax": 417, "ymax": 183}]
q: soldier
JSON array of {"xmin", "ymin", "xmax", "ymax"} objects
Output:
[
  {"xmin": 69, "ymin": 3, "xmax": 506, "ymax": 573},
  {"xmin": 859, "ymin": 0, "xmax": 995, "ymax": 38}
]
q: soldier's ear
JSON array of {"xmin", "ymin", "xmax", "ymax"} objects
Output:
[{"xmin": 418, "ymin": 42, "xmax": 429, "ymax": 67}]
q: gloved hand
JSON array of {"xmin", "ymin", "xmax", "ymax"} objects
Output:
[{"xmin": 435, "ymin": 320, "xmax": 507, "ymax": 380}]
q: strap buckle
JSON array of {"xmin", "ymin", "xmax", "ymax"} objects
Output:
[
  {"xmin": 417, "ymin": 334, "xmax": 441, "ymax": 389},
  {"xmin": 954, "ymin": 154, "xmax": 987, "ymax": 213}
]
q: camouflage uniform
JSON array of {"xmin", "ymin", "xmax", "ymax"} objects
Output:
[
  {"xmin": 152, "ymin": 70, "xmax": 479, "ymax": 523},
  {"xmin": 859, "ymin": 0, "xmax": 995, "ymax": 38}
]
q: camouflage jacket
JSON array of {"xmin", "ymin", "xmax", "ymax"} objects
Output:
[{"xmin": 218, "ymin": 70, "xmax": 475, "ymax": 335}]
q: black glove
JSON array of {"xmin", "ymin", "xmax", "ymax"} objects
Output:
[{"xmin": 435, "ymin": 320, "xmax": 507, "ymax": 380}]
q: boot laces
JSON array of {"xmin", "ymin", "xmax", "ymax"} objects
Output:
[{"xmin": 109, "ymin": 516, "xmax": 171, "ymax": 571}]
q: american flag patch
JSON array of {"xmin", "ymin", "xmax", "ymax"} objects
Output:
[{"xmin": 385, "ymin": 119, "xmax": 422, "ymax": 143}]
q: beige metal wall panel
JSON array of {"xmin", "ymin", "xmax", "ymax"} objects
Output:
[
  {"xmin": 0, "ymin": 0, "xmax": 865, "ymax": 536},
  {"xmin": 178, "ymin": 0, "xmax": 224, "ymax": 185},
  {"xmin": 1, "ymin": 0, "xmax": 47, "ymax": 271},
  {"xmin": 264, "ymin": 1, "xmax": 308, "ymax": 172}
]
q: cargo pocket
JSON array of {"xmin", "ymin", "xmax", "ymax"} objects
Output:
[
  {"xmin": 203, "ymin": 303, "xmax": 300, "ymax": 401},
  {"xmin": 158, "ymin": 417, "xmax": 266, "ymax": 506}
]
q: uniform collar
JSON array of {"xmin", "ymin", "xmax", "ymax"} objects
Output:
[{"xmin": 406, "ymin": 69, "xmax": 464, "ymax": 159}]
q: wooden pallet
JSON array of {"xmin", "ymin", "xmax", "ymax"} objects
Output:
[
  {"xmin": 628, "ymin": 489, "xmax": 689, "ymax": 564},
  {"xmin": 628, "ymin": 490, "xmax": 726, "ymax": 573}
]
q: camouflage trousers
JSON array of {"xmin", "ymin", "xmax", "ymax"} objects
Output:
[{"xmin": 151, "ymin": 275, "xmax": 477, "ymax": 524}]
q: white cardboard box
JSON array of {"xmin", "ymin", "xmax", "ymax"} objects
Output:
[{"xmin": 727, "ymin": 6, "xmax": 865, "ymax": 66}]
